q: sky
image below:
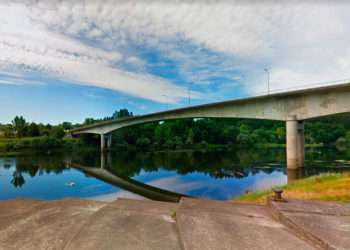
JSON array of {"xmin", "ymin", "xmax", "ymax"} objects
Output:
[{"xmin": 1, "ymin": 0, "xmax": 350, "ymax": 124}]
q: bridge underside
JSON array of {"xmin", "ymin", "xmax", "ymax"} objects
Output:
[{"xmin": 70, "ymin": 83, "xmax": 350, "ymax": 170}]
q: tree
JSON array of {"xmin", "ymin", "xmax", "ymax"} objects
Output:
[
  {"xmin": 4, "ymin": 124, "xmax": 14, "ymax": 137},
  {"xmin": 84, "ymin": 118, "xmax": 96, "ymax": 125},
  {"xmin": 275, "ymin": 127, "xmax": 285, "ymax": 143},
  {"xmin": 222, "ymin": 126, "xmax": 239, "ymax": 144},
  {"xmin": 27, "ymin": 123, "xmax": 40, "ymax": 137},
  {"xmin": 113, "ymin": 109, "xmax": 133, "ymax": 119},
  {"xmin": 61, "ymin": 122, "xmax": 73, "ymax": 130},
  {"xmin": 11, "ymin": 170, "xmax": 25, "ymax": 188},
  {"xmin": 51, "ymin": 127, "xmax": 65, "ymax": 139},
  {"xmin": 12, "ymin": 116, "xmax": 26, "ymax": 138},
  {"xmin": 185, "ymin": 128, "xmax": 194, "ymax": 145},
  {"xmin": 136, "ymin": 137, "xmax": 151, "ymax": 148}
]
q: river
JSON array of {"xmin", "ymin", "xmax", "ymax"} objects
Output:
[{"xmin": 0, "ymin": 147, "xmax": 349, "ymax": 201}]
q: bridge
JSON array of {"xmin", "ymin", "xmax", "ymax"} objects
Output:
[{"xmin": 70, "ymin": 82, "xmax": 350, "ymax": 170}]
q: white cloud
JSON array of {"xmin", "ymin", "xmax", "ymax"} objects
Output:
[
  {"xmin": 1, "ymin": 0, "xmax": 350, "ymax": 103},
  {"xmin": 0, "ymin": 2, "xmax": 189, "ymax": 103},
  {"xmin": 0, "ymin": 78, "xmax": 45, "ymax": 85}
]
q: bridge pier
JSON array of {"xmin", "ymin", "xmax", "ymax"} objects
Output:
[
  {"xmin": 107, "ymin": 134, "xmax": 112, "ymax": 148},
  {"xmin": 286, "ymin": 116, "xmax": 305, "ymax": 169},
  {"xmin": 100, "ymin": 134, "xmax": 112, "ymax": 151},
  {"xmin": 100, "ymin": 134, "xmax": 106, "ymax": 151}
]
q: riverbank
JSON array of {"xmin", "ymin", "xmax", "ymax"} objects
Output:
[
  {"xmin": 234, "ymin": 172, "xmax": 350, "ymax": 204},
  {"xmin": 0, "ymin": 136, "xmax": 83, "ymax": 155},
  {"xmin": 0, "ymin": 135, "xmax": 324, "ymax": 156}
]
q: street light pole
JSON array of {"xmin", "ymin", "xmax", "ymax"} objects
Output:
[
  {"xmin": 188, "ymin": 83, "xmax": 192, "ymax": 105},
  {"xmin": 264, "ymin": 68, "xmax": 270, "ymax": 94},
  {"xmin": 162, "ymin": 94, "xmax": 168, "ymax": 110}
]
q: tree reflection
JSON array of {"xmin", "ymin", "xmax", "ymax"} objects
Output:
[
  {"xmin": 11, "ymin": 170, "xmax": 25, "ymax": 188},
  {"xmin": 3, "ymin": 146, "xmax": 350, "ymax": 189}
]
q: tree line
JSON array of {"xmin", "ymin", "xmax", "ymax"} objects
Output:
[
  {"xmin": 1, "ymin": 109, "xmax": 350, "ymax": 152},
  {"xmin": 0, "ymin": 115, "xmax": 74, "ymax": 139},
  {"xmin": 79, "ymin": 109, "xmax": 350, "ymax": 150}
]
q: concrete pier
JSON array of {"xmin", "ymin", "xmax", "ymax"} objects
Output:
[
  {"xmin": 107, "ymin": 134, "xmax": 112, "ymax": 148},
  {"xmin": 287, "ymin": 169, "xmax": 304, "ymax": 183},
  {"xmin": 286, "ymin": 116, "xmax": 305, "ymax": 169},
  {"xmin": 101, "ymin": 134, "xmax": 112, "ymax": 151},
  {"xmin": 101, "ymin": 133, "xmax": 106, "ymax": 151}
]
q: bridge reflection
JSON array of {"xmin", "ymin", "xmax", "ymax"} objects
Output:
[
  {"xmin": 69, "ymin": 149, "xmax": 350, "ymax": 201},
  {"xmin": 72, "ymin": 158, "xmax": 187, "ymax": 202},
  {"xmin": 71, "ymin": 152, "xmax": 308, "ymax": 202}
]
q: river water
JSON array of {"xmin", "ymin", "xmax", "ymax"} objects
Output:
[{"xmin": 0, "ymin": 147, "xmax": 349, "ymax": 201}]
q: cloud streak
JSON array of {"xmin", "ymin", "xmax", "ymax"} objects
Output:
[
  {"xmin": 1, "ymin": 0, "xmax": 350, "ymax": 104},
  {"xmin": 0, "ymin": 2, "xmax": 190, "ymax": 103}
]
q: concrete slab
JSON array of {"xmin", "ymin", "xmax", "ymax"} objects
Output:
[
  {"xmin": 64, "ymin": 199, "xmax": 182, "ymax": 250},
  {"xmin": 109, "ymin": 198, "xmax": 178, "ymax": 214},
  {"xmin": 0, "ymin": 199, "xmax": 105, "ymax": 250},
  {"xmin": 270, "ymin": 199, "xmax": 350, "ymax": 216},
  {"xmin": 283, "ymin": 212, "xmax": 350, "ymax": 250},
  {"xmin": 270, "ymin": 199, "xmax": 350, "ymax": 250},
  {"xmin": 177, "ymin": 198, "xmax": 315, "ymax": 250},
  {"xmin": 0, "ymin": 199, "xmax": 44, "ymax": 231}
]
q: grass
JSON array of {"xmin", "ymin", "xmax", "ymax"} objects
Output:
[
  {"xmin": 234, "ymin": 172, "xmax": 350, "ymax": 204},
  {"xmin": 170, "ymin": 209, "xmax": 177, "ymax": 221},
  {"xmin": 0, "ymin": 136, "xmax": 81, "ymax": 153}
]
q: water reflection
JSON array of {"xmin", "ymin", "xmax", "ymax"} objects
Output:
[
  {"xmin": 72, "ymin": 162, "xmax": 185, "ymax": 202},
  {"xmin": 0, "ymin": 147, "xmax": 349, "ymax": 201}
]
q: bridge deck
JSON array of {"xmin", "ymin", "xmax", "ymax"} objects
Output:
[{"xmin": 70, "ymin": 82, "xmax": 350, "ymax": 135}]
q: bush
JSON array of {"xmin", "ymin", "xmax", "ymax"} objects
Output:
[{"xmin": 136, "ymin": 137, "xmax": 151, "ymax": 148}]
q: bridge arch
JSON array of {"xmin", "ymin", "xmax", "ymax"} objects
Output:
[{"xmin": 70, "ymin": 82, "xmax": 350, "ymax": 169}]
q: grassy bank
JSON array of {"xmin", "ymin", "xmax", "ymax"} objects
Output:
[
  {"xmin": 0, "ymin": 136, "xmax": 81, "ymax": 153},
  {"xmin": 234, "ymin": 172, "xmax": 350, "ymax": 204}
]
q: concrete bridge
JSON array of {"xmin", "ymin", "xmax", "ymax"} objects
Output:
[{"xmin": 70, "ymin": 82, "xmax": 350, "ymax": 169}]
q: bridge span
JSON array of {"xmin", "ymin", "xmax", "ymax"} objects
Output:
[{"xmin": 70, "ymin": 82, "xmax": 350, "ymax": 170}]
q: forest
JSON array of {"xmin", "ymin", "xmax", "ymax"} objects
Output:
[{"xmin": 1, "ymin": 108, "xmax": 349, "ymax": 153}]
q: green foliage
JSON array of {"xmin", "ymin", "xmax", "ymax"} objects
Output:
[
  {"xmin": 113, "ymin": 108, "xmax": 133, "ymax": 119},
  {"xmin": 27, "ymin": 123, "xmax": 40, "ymax": 137},
  {"xmin": 306, "ymin": 122, "xmax": 346, "ymax": 145},
  {"xmin": 51, "ymin": 127, "xmax": 65, "ymax": 139},
  {"xmin": 136, "ymin": 137, "xmax": 151, "ymax": 148},
  {"xmin": 0, "ymin": 114, "xmax": 85, "ymax": 152},
  {"xmin": 185, "ymin": 128, "xmax": 194, "ymax": 145},
  {"xmin": 84, "ymin": 118, "xmax": 96, "ymax": 125},
  {"xmin": 0, "ymin": 136, "xmax": 82, "ymax": 152},
  {"xmin": 61, "ymin": 122, "xmax": 73, "ymax": 130},
  {"xmin": 3, "ymin": 111, "xmax": 350, "ymax": 152},
  {"xmin": 12, "ymin": 116, "xmax": 26, "ymax": 138}
]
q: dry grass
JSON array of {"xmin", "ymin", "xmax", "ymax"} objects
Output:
[{"xmin": 234, "ymin": 172, "xmax": 350, "ymax": 204}]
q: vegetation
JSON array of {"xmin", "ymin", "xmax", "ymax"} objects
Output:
[
  {"xmin": 82, "ymin": 111, "xmax": 350, "ymax": 150},
  {"xmin": 0, "ymin": 116, "xmax": 82, "ymax": 153},
  {"xmin": 1, "ymin": 109, "xmax": 350, "ymax": 153},
  {"xmin": 234, "ymin": 172, "xmax": 350, "ymax": 204}
]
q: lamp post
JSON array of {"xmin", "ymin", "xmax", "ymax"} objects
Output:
[
  {"xmin": 162, "ymin": 94, "xmax": 168, "ymax": 110},
  {"xmin": 264, "ymin": 68, "xmax": 270, "ymax": 94},
  {"xmin": 188, "ymin": 83, "xmax": 192, "ymax": 105}
]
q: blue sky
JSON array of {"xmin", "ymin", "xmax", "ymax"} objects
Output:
[{"xmin": 1, "ymin": 1, "xmax": 350, "ymax": 124}]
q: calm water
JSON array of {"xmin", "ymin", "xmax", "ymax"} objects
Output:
[{"xmin": 1, "ymin": 147, "xmax": 350, "ymax": 201}]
